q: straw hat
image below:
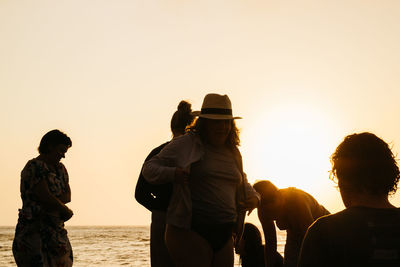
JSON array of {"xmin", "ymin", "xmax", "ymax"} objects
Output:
[{"xmin": 191, "ymin": 93, "xmax": 242, "ymax": 120}]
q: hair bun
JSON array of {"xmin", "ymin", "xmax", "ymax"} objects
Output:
[
  {"xmin": 177, "ymin": 100, "xmax": 192, "ymax": 114},
  {"xmin": 171, "ymin": 100, "xmax": 194, "ymax": 135}
]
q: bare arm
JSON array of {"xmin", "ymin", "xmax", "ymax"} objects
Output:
[
  {"xmin": 142, "ymin": 141, "xmax": 181, "ymax": 185},
  {"xmin": 258, "ymin": 207, "xmax": 278, "ymax": 267},
  {"xmin": 33, "ymin": 179, "xmax": 73, "ymax": 221},
  {"xmin": 242, "ymin": 174, "xmax": 261, "ymax": 214},
  {"xmin": 244, "ymin": 195, "xmax": 260, "ymax": 215},
  {"xmin": 58, "ymin": 183, "xmax": 71, "ymax": 204}
]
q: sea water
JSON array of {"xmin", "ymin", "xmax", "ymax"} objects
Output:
[{"xmin": 0, "ymin": 226, "xmax": 285, "ymax": 266}]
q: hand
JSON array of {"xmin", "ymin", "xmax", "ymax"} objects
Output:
[
  {"xmin": 174, "ymin": 167, "xmax": 189, "ymax": 184},
  {"xmin": 244, "ymin": 195, "xmax": 260, "ymax": 215},
  {"xmin": 61, "ymin": 206, "xmax": 74, "ymax": 222}
]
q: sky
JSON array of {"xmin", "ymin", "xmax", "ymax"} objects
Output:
[{"xmin": 1, "ymin": 0, "xmax": 400, "ymax": 226}]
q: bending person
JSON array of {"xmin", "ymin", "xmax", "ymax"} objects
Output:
[
  {"xmin": 298, "ymin": 132, "xmax": 400, "ymax": 266},
  {"xmin": 142, "ymin": 93, "xmax": 260, "ymax": 267},
  {"xmin": 13, "ymin": 129, "xmax": 74, "ymax": 267},
  {"xmin": 253, "ymin": 180, "xmax": 329, "ymax": 267},
  {"xmin": 135, "ymin": 100, "xmax": 194, "ymax": 267}
]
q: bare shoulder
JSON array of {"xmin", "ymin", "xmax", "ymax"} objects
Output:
[{"xmin": 281, "ymin": 188, "xmax": 307, "ymax": 208}]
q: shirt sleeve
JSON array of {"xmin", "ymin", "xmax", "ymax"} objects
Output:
[
  {"xmin": 142, "ymin": 137, "xmax": 187, "ymax": 184},
  {"xmin": 135, "ymin": 143, "xmax": 168, "ymax": 211},
  {"xmin": 21, "ymin": 160, "xmax": 44, "ymax": 190},
  {"xmin": 243, "ymin": 173, "xmax": 261, "ymax": 201}
]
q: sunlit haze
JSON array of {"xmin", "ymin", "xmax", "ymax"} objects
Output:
[{"xmin": 1, "ymin": 1, "xmax": 400, "ymax": 226}]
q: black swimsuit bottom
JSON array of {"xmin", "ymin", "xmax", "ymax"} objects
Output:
[{"xmin": 191, "ymin": 219, "xmax": 234, "ymax": 252}]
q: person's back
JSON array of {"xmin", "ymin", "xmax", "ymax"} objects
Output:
[
  {"xmin": 277, "ymin": 188, "xmax": 329, "ymax": 266},
  {"xmin": 276, "ymin": 188, "xmax": 329, "ymax": 230},
  {"xmin": 301, "ymin": 207, "xmax": 400, "ymax": 266}
]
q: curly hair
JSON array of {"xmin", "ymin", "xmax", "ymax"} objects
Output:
[
  {"xmin": 330, "ymin": 132, "xmax": 400, "ymax": 195},
  {"xmin": 188, "ymin": 117, "xmax": 240, "ymax": 149},
  {"xmin": 38, "ymin": 129, "xmax": 72, "ymax": 154}
]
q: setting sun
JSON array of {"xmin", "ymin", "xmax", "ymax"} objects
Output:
[
  {"xmin": 2, "ymin": 1, "xmax": 400, "ymax": 266},
  {"xmin": 241, "ymin": 103, "xmax": 340, "ymax": 194}
]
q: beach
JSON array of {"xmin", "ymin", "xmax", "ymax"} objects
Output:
[{"xmin": 0, "ymin": 225, "xmax": 286, "ymax": 266}]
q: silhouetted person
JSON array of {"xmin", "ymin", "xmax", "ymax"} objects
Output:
[
  {"xmin": 142, "ymin": 93, "xmax": 260, "ymax": 267},
  {"xmin": 135, "ymin": 100, "xmax": 194, "ymax": 267},
  {"xmin": 236, "ymin": 223, "xmax": 282, "ymax": 267},
  {"xmin": 298, "ymin": 132, "xmax": 400, "ymax": 267},
  {"xmin": 253, "ymin": 180, "xmax": 329, "ymax": 267},
  {"xmin": 13, "ymin": 129, "xmax": 74, "ymax": 267}
]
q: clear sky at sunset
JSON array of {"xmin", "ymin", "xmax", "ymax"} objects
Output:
[{"xmin": 1, "ymin": 0, "xmax": 400, "ymax": 226}]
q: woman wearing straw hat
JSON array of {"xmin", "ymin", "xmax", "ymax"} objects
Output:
[{"xmin": 142, "ymin": 93, "xmax": 260, "ymax": 267}]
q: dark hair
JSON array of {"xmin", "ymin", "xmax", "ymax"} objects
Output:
[
  {"xmin": 188, "ymin": 117, "xmax": 240, "ymax": 149},
  {"xmin": 242, "ymin": 223, "xmax": 262, "ymax": 251},
  {"xmin": 330, "ymin": 132, "xmax": 400, "ymax": 195},
  {"xmin": 253, "ymin": 180, "xmax": 279, "ymax": 203},
  {"xmin": 240, "ymin": 223, "xmax": 264, "ymax": 267},
  {"xmin": 170, "ymin": 100, "xmax": 194, "ymax": 136},
  {"xmin": 38, "ymin": 129, "xmax": 72, "ymax": 154}
]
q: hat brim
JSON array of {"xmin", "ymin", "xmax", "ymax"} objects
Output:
[{"xmin": 191, "ymin": 111, "xmax": 242, "ymax": 120}]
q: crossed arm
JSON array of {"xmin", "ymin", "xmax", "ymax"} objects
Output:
[{"xmin": 33, "ymin": 179, "xmax": 73, "ymax": 221}]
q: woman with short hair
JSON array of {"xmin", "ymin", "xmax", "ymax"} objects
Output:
[{"xmin": 13, "ymin": 129, "xmax": 74, "ymax": 267}]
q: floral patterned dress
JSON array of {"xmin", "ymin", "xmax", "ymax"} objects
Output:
[{"xmin": 12, "ymin": 158, "xmax": 73, "ymax": 267}]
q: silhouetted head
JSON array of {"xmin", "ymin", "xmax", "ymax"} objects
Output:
[
  {"xmin": 253, "ymin": 180, "xmax": 280, "ymax": 203},
  {"xmin": 170, "ymin": 100, "xmax": 194, "ymax": 137},
  {"xmin": 253, "ymin": 180, "xmax": 282, "ymax": 218},
  {"xmin": 190, "ymin": 93, "xmax": 241, "ymax": 148},
  {"xmin": 331, "ymin": 132, "xmax": 400, "ymax": 196},
  {"xmin": 242, "ymin": 223, "xmax": 262, "ymax": 251},
  {"xmin": 38, "ymin": 129, "xmax": 72, "ymax": 164},
  {"xmin": 190, "ymin": 118, "xmax": 240, "ymax": 148},
  {"xmin": 237, "ymin": 223, "xmax": 264, "ymax": 266},
  {"xmin": 38, "ymin": 129, "xmax": 72, "ymax": 155}
]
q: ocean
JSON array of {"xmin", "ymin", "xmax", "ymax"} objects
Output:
[{"xmin": 0, "ymin": 226, "xmax": 285, "ymax": 266}]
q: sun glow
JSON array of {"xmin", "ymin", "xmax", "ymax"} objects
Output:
[{"xmin": 241, "ymin": 104, "xmax": 340, "ymax": 194}]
